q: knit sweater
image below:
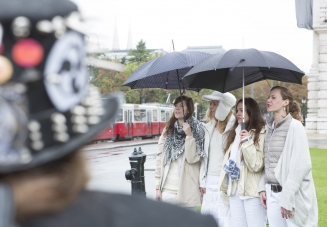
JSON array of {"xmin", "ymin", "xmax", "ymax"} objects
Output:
[
  {"xmin": 264, "ymin": 114, "xmax": 292, "ymax": 184},
  {"xmin": 274, "ymin": 118, "xmax": 318, "ymax": 227}
]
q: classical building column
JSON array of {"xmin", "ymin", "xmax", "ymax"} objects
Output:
[
  {"xmin": 317, "ymin": 30, "xmax": 327, "ymax": 133},
  {"xmin": 310, "ymin": 0, "xmax": 327, "ymax": 134},
  {"xmin": 306, "ymin": 31, "xmax": 319, "ymax": 133}
]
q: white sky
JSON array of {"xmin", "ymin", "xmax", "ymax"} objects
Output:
[{"xmin": 73, "ymin": 0, "xmax": 313, "ymax": 73}]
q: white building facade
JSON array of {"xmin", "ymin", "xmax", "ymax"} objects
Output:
[{"xmin": 306, "ymin": 0, "xmax": 327, "ymax": 134}]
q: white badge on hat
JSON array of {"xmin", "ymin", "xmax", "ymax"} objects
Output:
[{"xmin": 44, "ymin": 31, "xmax": 88, "ymax": 112}]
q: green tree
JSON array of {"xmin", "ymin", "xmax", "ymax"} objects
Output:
[
  {"xmin": 127, "ymin": 40, "xmax": 151, "ymax": 64},
  {"xmin": 90, "ymin": 40, "xmax": 162, "ymax": 103}
]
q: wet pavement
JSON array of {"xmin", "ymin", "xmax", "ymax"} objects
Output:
[
  {"xmin": 84, "ymin": 142, "xmax": 158, "ymax": 199},
  {"xmin": 83, "ymin": 136, "xmax": 327, "ymax": 200}
]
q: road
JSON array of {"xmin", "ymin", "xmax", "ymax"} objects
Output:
[
  {"xmin": 84, "ymin": 143, "xmax": 158, "ymax": 199},
  {"xmin": 83, "ymin": 138, "xmax": 327, "ymax": 200}
]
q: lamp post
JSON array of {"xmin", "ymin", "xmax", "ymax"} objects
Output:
[{"xmin": 301, "ymin": 97, "xmax": 306, "ymax": 126}]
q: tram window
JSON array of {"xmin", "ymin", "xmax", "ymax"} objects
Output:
[
  {"xmin": 140, "ymin": 109, "xmax": 146, "ymax": 121},
  {"xmin": 166, "ymin": 112, "xmax": 170, "ymax": 122},
  {"xmin": 161, "ymin": 110, "xmax": 165, "ymax": 121},
  {"xmin": 153, "ymin": 110, "xmax": 158, "ymax": 122},
  {"xmin": 117, "ymin": 108, "xmax": 123, "ymax": 122},
  {"xmin": 124, "ymin": 111, "xmax": 127, "ymax": 122},
  {"xmin": 134, "ymin": 109, "xmax": 141, "ymax": 121}
]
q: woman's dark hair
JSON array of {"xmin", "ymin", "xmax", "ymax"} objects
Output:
[
  {"xmin": 224, "ymin": 98, "xmax": 265, "ymax": 153},
  {"xmin": 270, "ymin": 86, "xmax": 303, "ymax": 122},
  {"xmin": 164, "ymin": 95, "xmax": 194, "ymax": 137}
]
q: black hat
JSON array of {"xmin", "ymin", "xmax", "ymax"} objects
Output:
[{"xmin": 0, "ymin": 0, "xmax": 122, "ymax": 173}]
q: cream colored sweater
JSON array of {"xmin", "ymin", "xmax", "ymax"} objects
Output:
[{"xmin": 274, "ymin": 118, "xmax": 318, "ymax": 227}]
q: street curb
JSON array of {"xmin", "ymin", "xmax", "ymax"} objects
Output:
[{"xmin": 82, "ymin": 140, "xmax": 159, "ymax": 152}]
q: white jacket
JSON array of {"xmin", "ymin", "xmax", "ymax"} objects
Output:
[
  {"xmin": 199, "ymin": 115, "xmax": 235, "ymax": 188},
  {"xmin": 274, "ymin": 118, "xmax": 318, "ymax": 227}
]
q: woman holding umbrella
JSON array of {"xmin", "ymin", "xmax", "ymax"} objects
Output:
[
  {"xmin": 154, "ymin": 95, "xmax": 205, "ymax": 210},
  {"xmin": 260, "ymin": 86, "xmax": 318, "ymax": 227},
  {"xmin": 199, "ymin": 91, "xmax": 236, "ymax": 226},
  {"xmin": 218, "ymin": 97, "xmax": 267, "ymax": 227}
]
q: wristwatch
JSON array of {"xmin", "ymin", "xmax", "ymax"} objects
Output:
[{"xmin": 241, "ymin": 136, "xmax": 252, "ymax": 144}]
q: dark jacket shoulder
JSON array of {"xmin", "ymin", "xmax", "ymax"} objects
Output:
[{"xmin": 22, "ymin": 190, "xmax": 217, "ymax": 227}]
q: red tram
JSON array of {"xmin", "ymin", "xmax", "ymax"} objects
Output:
[{"xmin": 94, "ymin": 103, "xmax": 173, "ymax": 141}]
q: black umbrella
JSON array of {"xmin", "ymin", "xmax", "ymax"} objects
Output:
[
  {"xmin": 123, "ymin": 50, "xmax": 212, "ymax": 120},
  {"xmin": 123, "ymin": 51, "xmax": 212, "ymax": 91},
  {"xmin": 183, "ymin": 48, "xmax": 304, "ymax": 128}
]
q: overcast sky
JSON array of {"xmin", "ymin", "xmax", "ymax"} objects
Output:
[{"xmin": 73, "ymin": 0, "xmax": 313, "ymax": 73}]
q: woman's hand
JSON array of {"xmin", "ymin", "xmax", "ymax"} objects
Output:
[
  {"xmin": 240, "ymin": 129, "xmax": 250, "ymax": 140},
  {"xmin": 155, "ymin": 189, "xmax": 162, "ymax": 201},
  {"xmin": 259, "ymin": 191, "xmax": 267, "ymax": 209},
  {"xmin": 183, "ymin": 122, "xmax": 193, "ymax": 137},
  {"xmin": 200, "ymin": 187, "xmax": 206, "ymax": 195},
  {"xmin": 281, "ymin": 207, "xmax": 293, "ymax": 219}
]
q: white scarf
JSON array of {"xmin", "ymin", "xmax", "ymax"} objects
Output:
[{"xmin": 227, "ymin": 124, "xmax": 242, "ymax": 196}]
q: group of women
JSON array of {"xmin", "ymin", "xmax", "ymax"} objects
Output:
[{"xmin": 154, "ymin": 86, "xmax": 318, "ymax": 227}]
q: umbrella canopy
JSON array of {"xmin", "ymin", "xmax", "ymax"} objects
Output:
[
  {"xmin": 122, "ymin": 51, "xmax": 212, "ymax": 92},
  {"xmin": 183, "ymin": 48, "xmax": 304, "ymax": 92},
  {"xmin": 183, "ymin": 48, "xmax": 305, "ymax": 129}
]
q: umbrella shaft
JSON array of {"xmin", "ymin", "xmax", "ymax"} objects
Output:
[{"xmin": 242, "ymin": 67, "xmax": 246, "ymax": 130}]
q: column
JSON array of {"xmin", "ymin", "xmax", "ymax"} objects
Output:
[
  {"xmin": 306, "ymin": 31, "xmax": 319, "ymax": 133},
  {"xmin": 317, "ymin": 30, "xmax": 327, "ymax": 133}
]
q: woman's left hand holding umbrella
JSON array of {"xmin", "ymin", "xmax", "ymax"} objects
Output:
[
  {"xmin": 183, "ymin": 122, "xmax": 193, "ymax": 137},
  {"xmin": 239, "ymin": 129, "xmax": 250, "ymax": 141}
]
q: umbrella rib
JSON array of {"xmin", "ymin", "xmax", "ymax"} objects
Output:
[
  {"xmin": 290, "ymin": 70, "xmax": 303, "ymax": 84},
  {"xmin": 256, "ymin": 50, "xmax": 271, "ymax": 68}
]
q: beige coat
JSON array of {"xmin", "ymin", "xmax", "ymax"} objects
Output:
[
  {"xmin": 155, "ymin": 129, "xmax": 202, "ymax": 207},
  {"xmin": 218, "ymin": 127, "xmax": 266, "ymax": 205}
]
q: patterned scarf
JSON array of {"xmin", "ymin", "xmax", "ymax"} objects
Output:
[{"xmin": 164, "ymin": 117, "xmax": 205, "ymax": 164}]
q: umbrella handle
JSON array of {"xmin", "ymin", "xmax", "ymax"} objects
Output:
[{"xmin": 241, "ymin": 122, "xmax": 246, "ymax": 130}]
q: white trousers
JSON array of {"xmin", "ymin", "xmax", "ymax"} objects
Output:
[
  {"xmin": 201, "ymin": 175, "xmax": 231, "ymax": 227},
  {"xmin": 229, "ymin": 194, "xmax": 267, "ymax": 227},
  {"xmin": 265, "ymin": 184, "xmax": 298, "ymax": 227}
]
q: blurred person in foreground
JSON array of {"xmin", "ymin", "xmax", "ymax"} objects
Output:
[{"xmin": 0, "ymin": 1, "xmax": 217, "ymax": 226}]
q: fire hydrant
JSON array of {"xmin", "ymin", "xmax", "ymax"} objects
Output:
[{"xmin": 125, "ymin": 147, "xmax": 146, "ymax": 196}]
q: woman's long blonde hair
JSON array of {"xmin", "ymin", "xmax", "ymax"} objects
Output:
[{"xmin": 203, "ymin": 107, "xmax": 233, "ymax": 134}]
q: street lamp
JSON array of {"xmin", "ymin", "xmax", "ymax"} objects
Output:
[{"xmin": 301, "ymin": 97, "xmax": 306, "ymax": 126}]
